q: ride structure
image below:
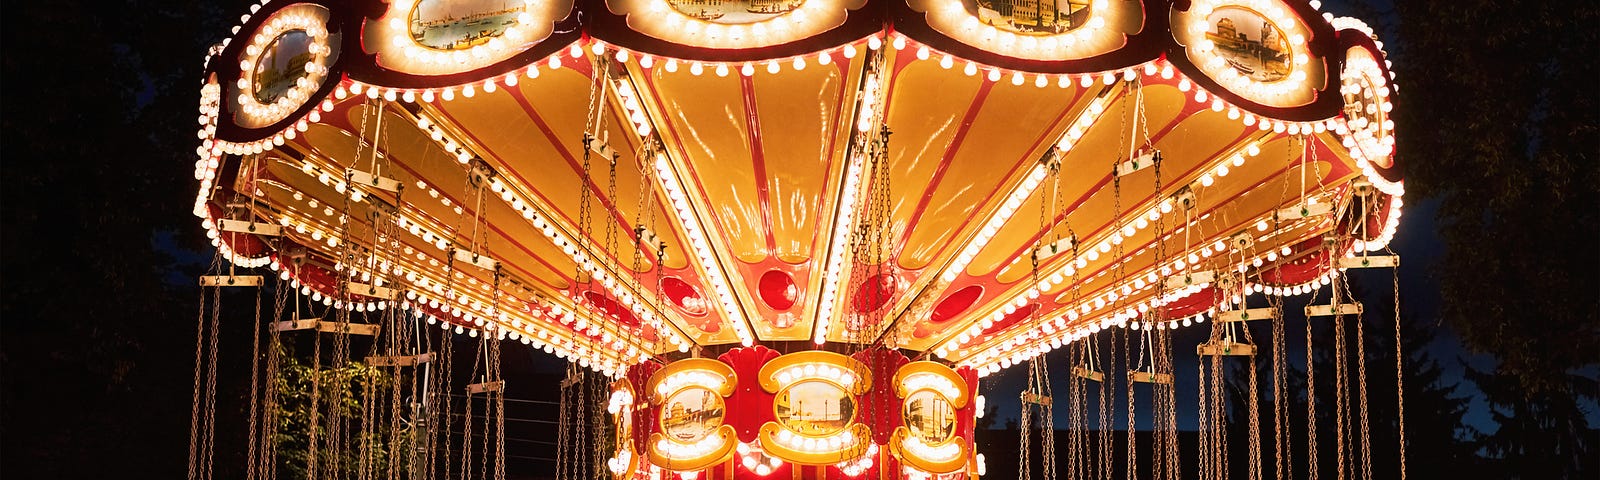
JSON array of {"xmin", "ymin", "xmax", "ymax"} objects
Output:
[{"xmin": 186, "ymin": 0, "xmax": 1406, "ymax": 478}]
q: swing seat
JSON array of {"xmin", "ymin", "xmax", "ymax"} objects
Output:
[
  {"xmin": 217, "ymin": 219, "xmax": 282, "ymax": 236},
  {"xmin": 1216, "ymin": 307, "xmax": 1278, "ymax": 323},
  {"xmin": 1071, "ymin": 366, "xmax": 1104, "ymax": 382},
  {"xmin": 346, "ymin": 169, "xmax": 401, "ymax": 193},
  {"xmin": 1336, "ymin": 255, "xmax": 1398, "ymax": 269},
  {"xmin": 199, "ymin": 275, "xmax": 263, "ymax": 287},
  {"xmin": 1305, "ymin": 302, "xmax": 1363, "ymax": 317},
  {"xmin": 466, "ymin": 380, "xmax": 506, "ymax": 394},
  {"xmin": 1129, "ymin": 371, "xmax": 1174, "ymax": 384},
  {"xmin": 1197, "ymin": 340, "xmax": 1257, "ymax": 356},
  {"xmin": 366, "ymin": 352, "xmax": 435, "ymax": 367}
]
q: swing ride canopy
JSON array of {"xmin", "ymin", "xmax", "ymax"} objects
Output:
[{"xmin": 192, "ymin": 0, "xmax": 1402, "ymax": 474}]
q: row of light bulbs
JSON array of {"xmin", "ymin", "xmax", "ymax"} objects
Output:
[
  {"xmin": 814, "ymin": 60, "xmax": 887, "ymax": 344},
  {"xmin": 654, "ymin": 155, "xmax": 756, "ymax": 346},
  {"xmin": 935, "ymin": 137, "xmax": 1266, "ymax": 358},
  {"xmin": 773, "ymin": 363, "xmax": 858, "ymax": 389},
  {"xmin": 405, "ymin": 110, "xmax": 692, "ymax": 351},
  {"xmin": 901, "ymin": 373, "xmax": 962, "ymax": 402},
  {"xmin": 960, "ymin": 194, "xmax": 1332, "ymax": 371}
]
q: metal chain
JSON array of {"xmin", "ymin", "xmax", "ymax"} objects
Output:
[
  {"xmin": 1389, "ymin": 250, "xmax": 1409, "ymax": 480},
  {"xmin": 1305, "ymin": 293, "xmax": 1319, "ymax": 480}
]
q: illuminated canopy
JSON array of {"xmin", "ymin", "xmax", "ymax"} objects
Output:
[{"xmin": 194, "ymin": 0, "xmax": 1403, "ymax": 378}]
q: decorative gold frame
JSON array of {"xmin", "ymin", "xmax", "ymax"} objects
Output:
[
  {"xmin": 889, "ymin": 361, "xmax": 970, "ymax": 474},
  {"xmin": 644, "ymin": 358, "xmax": 739, "ymax": 472}
]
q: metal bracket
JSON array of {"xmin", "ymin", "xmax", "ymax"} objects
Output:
[
  {"xmin": 466, "ymin": 380, "xmax": 506, "ymax": 395},
  {"xmin": 1032, "ymin": 235, "xmax": 1077, "ymax": 261},
  {"xmin": 451, "ymin": 249, "xmax": 499, "ymax": 272},
  {"xmin": 1231, "ymin": 232, "xmax": 1256, "ymax": 251},
  {"xmin": 1306, "ymin": 303, "xmax": 1363, "ymax": 317},
  {"xmin": 1071, "ymin": 366, "xmax": 1104, "ymax": 382},
  {"xmin": 218, "ymin": 219, "xmax": 282, "ymax": 236},
  {"xmin": 366, "ymin": 352, "xmax": 435, "ymax": 367},
  {"xmin": 1216, "ymin": 307, "xmax": 1278, "ymax": 323},
  {"xmin": 1336, "ymin": 255, "xmax": 1399, "ymax": 269},
  {"xmin": 270, "ymin": 318, "xmax": 322, "ymax": 332},
  {"xmin": 347, "ymin": 169, "xmax": 401, "ymax": 193},
  {"xmin": 1116, "ymin": 149, "xmax": 1160, "ymax": 176},
  {"xmin": 1277, "ymin": 202, "xmax": 1333, "ymax": 221},
  {"xmin": 1197, "ymin": 340, "xmax": 1257, "ymax": 356},
  {"xmin": 200, "ymin": 275, "xmax": 263, "ymax": 287},
  {"xmin": 1129, "ymin": 371, "xmax": 1174, "ymax": 384},
  {"xmin": 1165, "ymin": 270, "xmax": 1215, "ymax": 290},
  {"xmin": 348, "ymin": 282, "xmax": 398, "ymax": 300},
  {"xmin": 315, "ymin": 321, "xmax": 381, "ymax": 336}
]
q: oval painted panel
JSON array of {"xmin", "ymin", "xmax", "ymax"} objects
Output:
[
  {"xmin": 252, "ymin": 30, "xmax": 313, "ymax": 104},
  {"xmin": 661, "ymin": 276, "xmax": 710, "ymax": 316},
  {"xmin": 929, "ymin": 285, "xmax": 984, "ymax": 324},
  {"xmin": 1203, "ymin": 7, "xmax": 1294, "ymax": 83},
  {"xmin": 774, "ymin": 380, "xmax": 855, "ymax": 436},
  {"xmin": 666, "ymin": 0, "xmax": 805, "ymax": 24},
  {"xmin": 408, "ymin": 0, "xmax": 526, "ymax": 51},
  {"xmin": 968, "ymin": 0, "xmax": 1092, "ymax": 36},
  {"xmin": 903, "ymin": 390, "xmax": 957, "ymax": 444},
  {"xmin": 850, "ymin": 273, "xmax": 898, "ymax": 313},
  {"xmin": 661, "ymin": 387, "xmax": 726, "ymax": 442},
  {"xmin": 758, "ymin": 270, "xmax": 798, "ymax": 311}
]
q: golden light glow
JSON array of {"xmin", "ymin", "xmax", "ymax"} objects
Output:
[{"xmin": 1172, "ymin": 0, "xmax": 1324, "ymax": 108}]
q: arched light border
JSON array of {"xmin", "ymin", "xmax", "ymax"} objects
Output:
[
  {"xmin": 1171, "ymin": 0, "xmax": 1324, "ymax": 108},
  {"xmin": 603, "ymin": 0, "xmax": 867, "ymax": 50},
  {"xmin": 905, "ymin": 0, "xmax": 1142, "ymax": 61},
  {"xmin": 889, "ymin": 361, "xmax": 970, "ymax": 473},
  {"xmin": 607, "ymin": 379, "xmax": 643, "ymax": 479},
  {"xmin": 233, "ymin": 3, "xmax": 335, "ymax": 129},
  {"xmin": 365, "ymin": 0, "xmax": 571, "ymax": 76},
  {"xmin": 645, "ymin": 358, "xmax": 739, "ymax": 472},
  {"xmin": 754, "ymin": 350, "xmax": 874, "ymax": 464}
]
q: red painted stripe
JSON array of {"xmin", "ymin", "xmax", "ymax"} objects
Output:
[
  {"xmin": 897, "ymin": 81, "xmax": 994, "ymax": 239},
  {"xmin": 739, "ymin": 75, "xmax": 778, "ymax": 253},
  {"xmin": 988, "ymin": 113, "xmax": 1263, "ymax": 274},
  {"xmin": 904, "ymin": 84, "xmax": 1092, "ymax": 262},
  {"xmin": 498, "ymin": 86, "xmax": 637, "ymax": 240}
]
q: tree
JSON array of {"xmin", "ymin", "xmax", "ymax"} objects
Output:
[
  {"xmin": 1385, "ymin": 0, "xmax": 1599, "ymax": 395},
  {"xmin": 1379, "ymin": 1, "xmax": 1600, "ymax": 476}
]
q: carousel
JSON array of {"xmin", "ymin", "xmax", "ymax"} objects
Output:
[{"xmin": 186, "ymin": 0, "xmax": 1407, "ymax": 478}]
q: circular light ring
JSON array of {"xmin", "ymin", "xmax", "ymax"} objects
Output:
[
  {"xmin": 232, "ymin": 4, "xmax": 336, "ymax": 129},
  {"xmin": 905, "ymin": 0, "xmax": 1143, "ymax": 61},
  {"xmin": 1171, "ymin": 0, "xmax": 1325, "ymax": 109},
  {"xmin": 365, "ymin": 0, "xmax": 572, "ymax": 76},
  {"xmin": 601, "ymin": 0, "xmax": 868, "ymax": 50}
]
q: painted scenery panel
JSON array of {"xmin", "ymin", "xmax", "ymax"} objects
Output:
[
  {"xmin": 665, "ymin": 0, "xmax": 805, "ymax": 24},
  {"xmin": 253, "ymin": 30, "xmax": 313, "ymax": 103},
  {"xmin": 409, "ymin": 0, "xmax": 526, "ymax": 50},
  {"xmin": 662, "ymin": 388, "xmax": 726, "ymax": 442},
  {"xmin": 1203, "ymin": 7, "xmax": 1291, "ymax": 82},
  {"xmin": 903, "ymin": 390, "xmax": 956, "ymax": 444},
  {"xmin": 968, "ymin": 0, "xmax": 1091, "ymax": 35},
  {"xmin": 775, "ymin": 380, "xmax": 855, "ymax": 436}
]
